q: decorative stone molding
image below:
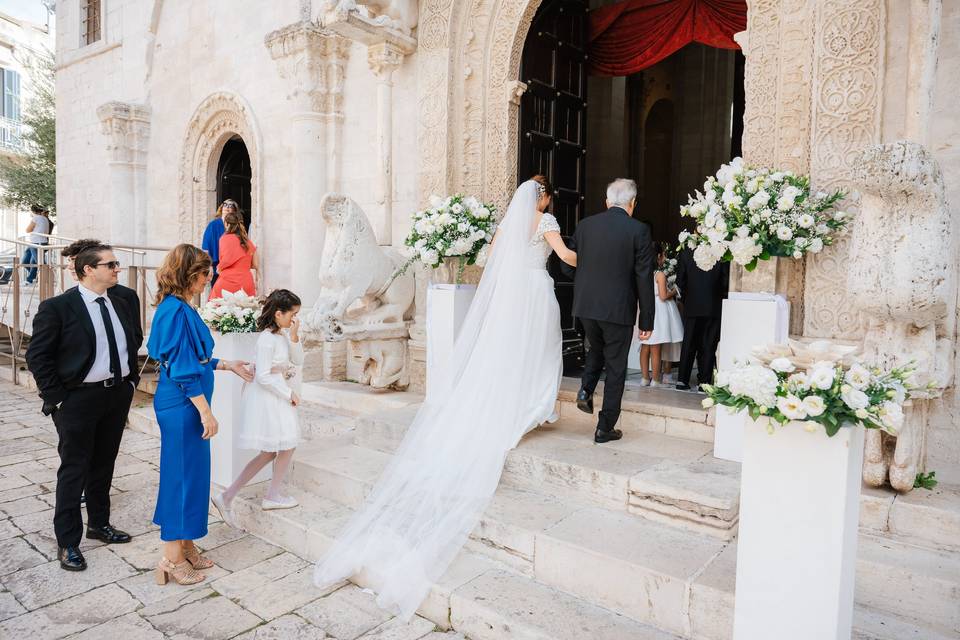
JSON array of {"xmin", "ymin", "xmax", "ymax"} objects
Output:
[
  {"xmin": 178, "ymin": 92, "xmax": 262, "ymax": 244},
  {"xmin": 265, "ymin": 22, "xmax": 351, "ymax": 115},
  {"xmin": 97, "ymin": 102, "xmax": 151, "ymax": 165},
  {"xmin": 367, "ymin": 41, "xmax": 405, "ymax": 76},
  {"xmin": 804, "ymin": 0, "xmax": 885, "ymax": 340},
  {"xmin": 506, "ymin": 80, "xmax": 527, "ymax": 106},
  {"xmin": 320, "ymin": 0, "xmax": 419, "ymax": 36}
]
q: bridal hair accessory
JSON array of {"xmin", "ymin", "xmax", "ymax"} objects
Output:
[{"xmin": 535, "ymin": 182, "xmax": 547, "ymax": 197}]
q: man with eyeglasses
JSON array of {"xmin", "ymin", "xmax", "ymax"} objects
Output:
[
  {"xmin": 202, "ymin": 200, "xmax": 237, "ymax": 287},
  {"xmin": 61, "ymin": 239, "xmax": 143, "ymax": 347},
  {"xmin": 26, "ymin": 242, "xmax": 143, "ymax": 571}
]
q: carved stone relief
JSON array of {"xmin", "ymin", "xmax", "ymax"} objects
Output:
[{"xmin": 804, "ymin": 0, "xmax": 885, "ymax": 340}]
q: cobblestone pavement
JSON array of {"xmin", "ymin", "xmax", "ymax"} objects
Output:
[{"xmin": 0, "ymin": 380, "xmax": 462, "ymax": 640}]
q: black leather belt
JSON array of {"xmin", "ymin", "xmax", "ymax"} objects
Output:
[{"xmin": 76, "ymin": 377, "xmax": 132, "ymax": 389}]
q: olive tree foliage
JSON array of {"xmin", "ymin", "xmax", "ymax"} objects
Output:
[{"xmin": 0, "ymin": 50, "xmax": 55, "ymax": 213}]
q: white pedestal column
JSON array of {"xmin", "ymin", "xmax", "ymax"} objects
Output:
[
  {"xmin": 425, "ymin": 284, "xmax": 477, "ymax": 398},
  {"xmin": 714, "ymin": 293, "xmax": 789, "ymax": 461},
  {"xmin": 733, "ymin": 420, "xmax": 865, "ymax": 640},
  {"xmin": 210, "ymin": 332, "xmax": 271, "ymax": 488}
]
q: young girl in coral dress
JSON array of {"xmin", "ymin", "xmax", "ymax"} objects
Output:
[{"xmin": 209, "ymin": 209, "xmax": 257, "ymax": 299}]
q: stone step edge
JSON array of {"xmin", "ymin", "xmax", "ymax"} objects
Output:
[
  {"xmin": 226, "ymin": 484, "xmax": 682, "ymax": 638},
  {"xmin": 231, "ymin": 482, "xmax": 955, "ymax": 640},
  {"xmin": 285, "ymin": 441, "xmax": 960, "ymax": 600}
]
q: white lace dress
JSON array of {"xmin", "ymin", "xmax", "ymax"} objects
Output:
[
  {"xmin": 520, "ymin": 212, "xmax": 564, "ymax": 428},
  {"xmin": 237, "ymin": 330, "xmax": 303, "ymax": 452}
]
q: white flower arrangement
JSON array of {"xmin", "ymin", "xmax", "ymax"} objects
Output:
[
  {"xmin": 404, "ymin": 194, "xmax": 498, "ymax": 280},
  {"xmin": 701, "ymin": 340, "xmax": 914, "ymax": 437},
  {"xmin": 199, "ymin": 289, "xmax": 261, "ymax": 334},
  {"xmin": 678, "ymin": 158, "xmax": 848, "ymax": 272}
]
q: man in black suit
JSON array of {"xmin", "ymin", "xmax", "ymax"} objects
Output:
[
  {"xmin": 26, "ymin": 242, "xmax": 142, "ymax": 571},
  {"xmin": 61, "ymin": 239, "xmax": 143, "ymax": 347},
  {"xmin": 674, "ymin": 246, "xmax": 729, "ymax": 391},
  {"xmin": 564, "ymin": 178, "xmax": 655, "ymax": 443}
]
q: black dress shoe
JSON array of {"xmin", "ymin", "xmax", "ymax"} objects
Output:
[
  {"xmin": 675, "ymin": 382, "xmax": 691, "ymax": 392},
  {"xmin": 594, "ymin": 428, "xmax": 623, "ymax": 444},
  {"xmin": 86, "ymin": 524, "xmax": 132, "ymax": 544},
  {"xmin": 58, "ymin": 546, "xmax": 87, "ymax": 571},
  {"xmin": 576, "ymin": 388, "xmax": 594, "ymax": 414}
]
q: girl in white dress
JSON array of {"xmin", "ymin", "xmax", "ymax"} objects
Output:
[
  {"xmin": 639, "ymin": 243, "xmax": 684, "ymax": 387},
  {"xmin": 213, "ymin": 289, "xmax": 303, "ymax": 517}
]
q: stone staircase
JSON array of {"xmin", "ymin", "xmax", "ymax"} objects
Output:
[{"xmin": 128, "ymin": 379, "xmax": 960, "ymax": 640}]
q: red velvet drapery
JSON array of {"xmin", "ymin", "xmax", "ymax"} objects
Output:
[{"xmin": 588, "ymin": 0, "xmax": 747, "ymax": 77}]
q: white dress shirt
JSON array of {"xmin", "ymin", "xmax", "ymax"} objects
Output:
[{"xmin": 78, "ymin": 284, "xmax": 131, "ymax": 383}]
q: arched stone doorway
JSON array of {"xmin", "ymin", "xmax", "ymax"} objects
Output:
[
  {"xmin": 217, "ymin": 136, "xmax": 252, "ymax": 231},
  {"xmin": 179, "ymin": 92, "xmax": 262, "ymax": 244},
  {"xmin": 640, "ymin": 98, "xmax": 675, "ymax": 242}
]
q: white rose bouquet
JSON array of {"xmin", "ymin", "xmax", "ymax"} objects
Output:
[
  {"xmin": 701, "ymin": 340, "xmax": 914, "ymax": 437},
  {"xmin": 404, "ymin": 194, "xmax": 498, "ymax": 281},
  {"xmin": 199, "ymin": 289, "xmax": 260, "ymax": 334},
  {"xmin": 678, "ymin": 158, "xmax": 848, "ymax": 272}
]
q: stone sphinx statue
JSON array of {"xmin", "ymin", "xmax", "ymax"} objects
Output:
[
  {"xmin": 305, "ymin": 193, "xmax": 415, "ymax": 389},
  {"xmin": 320, "ymin": 0, "xmax": 418, "ymax": 35},
  {"xmin": 847, "ymin": 141, "xmax": 957, "ymax": 492}
]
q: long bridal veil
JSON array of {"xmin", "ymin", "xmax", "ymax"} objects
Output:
[{"xmin": 314, "ymin": 181, "xmax": 558, "ymax": 619}]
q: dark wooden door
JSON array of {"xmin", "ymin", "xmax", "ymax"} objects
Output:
[
  {"xmin": 217, "ymin": 136, "xmax": 253, "ymax": 230},
  {"xmin": 518, "ymin": 0, "xmax": 588, "ymax": 374}
]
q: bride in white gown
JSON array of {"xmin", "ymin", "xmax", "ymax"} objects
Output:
[{"xmin": 313, "ymin": 178, "xmax": 578, "ymax": 619}]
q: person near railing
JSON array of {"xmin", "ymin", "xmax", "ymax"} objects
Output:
[
  {"xmin": 22, "ymin": 204, "xmax": 53, "ymax": 285},
  {"xmin": 147, "ymin": 244, "xmax": 252, "ymax": 585},
  {"xmin": 209, "ymin": 208, "xmax": 258, "ymax": 299},
  {"xmin": 25, "ymin": 242, "xmax": 143, "ymax": 572},
  {"xmin": 201, "ymin": 199, "xmax": 236, "ymax": 287}
]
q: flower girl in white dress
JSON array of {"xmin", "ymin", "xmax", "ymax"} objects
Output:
[
  {"xmin": 639, "ymin": 243, "xmax": 684, "ymax": 387},
  {"xmin": 213, "ymin": 289, "xmax": 303, "ymax": 518}
]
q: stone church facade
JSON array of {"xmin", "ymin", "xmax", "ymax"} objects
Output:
[{"xmin": 56, "ymin": 0, "xmax": 959, "ymax": 484}]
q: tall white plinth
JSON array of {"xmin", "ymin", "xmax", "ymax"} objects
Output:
[
  {"xmin": 210, "ymin": 332, "xmax": 271, "ymax": 488},
  {"xmin": 426, "ymin": 284, "xmax": 477, "ymax": 398},
  {"xmin": 714, "ymin": 293, "xmax": 789, "ymax": 462},
  {"xmin": 733, "ymin": 420, "xmax": 865, "ymax": 640}
]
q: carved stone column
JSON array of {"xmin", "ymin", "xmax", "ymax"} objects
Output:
[
  {"xmin": 266, "ymin": 22, "xmax": 349, "ymax": 305},
  {"xmin": 322, "ymin": 9, "xmax": 416, "ymax": 245},
  {"xmin": 368, "ymin": 42, "xmax": 405, "ymax": 245},
  {"xmin": 97, "ymin": 102, "xmax": 150, "ymax": 246}
]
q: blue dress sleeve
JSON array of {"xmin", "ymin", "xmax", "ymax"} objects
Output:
[{"xmin": 148, "ymin": 300, "xmax": 208, "ymax": 397}]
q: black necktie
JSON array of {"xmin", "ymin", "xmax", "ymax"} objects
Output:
[{"xmin": 95, "ymin": 297, "xmax": 123, "ymax": 384}]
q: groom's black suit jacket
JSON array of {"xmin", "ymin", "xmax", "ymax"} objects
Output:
[
  {"xmin": 675, "ymin": 248, "xmax": 729, "ymax": 318},
  {"xmin": 562, "ymin": 207, "xmax": 656, "ymax": 331}
]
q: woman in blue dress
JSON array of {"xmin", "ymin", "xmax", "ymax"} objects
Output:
[{"xmin": 148, "ymin": 244, "xmax": 252, "ymax": 585}]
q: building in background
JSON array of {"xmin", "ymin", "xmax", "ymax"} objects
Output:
[{"xmin": 0, "ymin": 5, "xmax": 54, "ymax": 241}]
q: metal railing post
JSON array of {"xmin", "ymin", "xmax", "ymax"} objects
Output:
[{"xmin": 11, "ymin": 258, "xmax": 20, "ymax": 385}]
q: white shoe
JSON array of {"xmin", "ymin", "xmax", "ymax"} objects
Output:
[
  {"xmin": 211, "ymin": 492, "xmax": 235, "ymax": 527},
  {"xmin": 262, "ymin": 496, "xmax": 299, "ymax": 510},
  {"xmin": 649, "ymin": 380, "xmax": 661, "ymax": 388},
  {"xmin": 639, "ymin": 378, "xmax": 651, "ymax": 387}
]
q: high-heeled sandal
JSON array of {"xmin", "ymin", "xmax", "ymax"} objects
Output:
[
  {"xmin": 182, "ymin": 545, "xmax": 214, "ymax": 570},
  {"xmin": 155, "ymin": 557, "xmax": 206, "ymax": 585}
]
